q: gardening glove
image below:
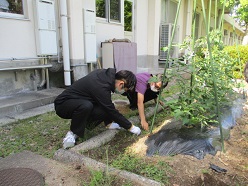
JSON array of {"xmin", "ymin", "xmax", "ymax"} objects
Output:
[
  {"xmin": 106, "ymin": 122, "xmax": 121, "ymax": 130},
  {"xmin": 129, "ymin": 125, "xmax": 141, "ymax": 135}
]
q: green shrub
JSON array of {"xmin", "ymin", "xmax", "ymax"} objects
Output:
[{"xmin": 224, "ymin": 45, "xmax": 248, "ymax": 79}]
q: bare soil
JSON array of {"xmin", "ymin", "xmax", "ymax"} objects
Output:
[{"xmin": 83, "ymin": 99, "xmax": 248, "ymax": 186}]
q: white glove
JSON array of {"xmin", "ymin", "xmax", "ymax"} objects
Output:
[
  {"xmin": 129, "ymin": 125, "xmax": 141, "ymax": 135},
  {"xmin": 107, "ymin": 122, "xmax": 121, "ymax": 130}
]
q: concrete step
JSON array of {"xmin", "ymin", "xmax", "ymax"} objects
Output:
[{"xmin": 0, "ymin": 88, "xmax": 64, "ymax": 120}]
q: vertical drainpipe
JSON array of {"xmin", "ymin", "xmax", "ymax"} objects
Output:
[{"xmin": 60, "ymin": 0, "xmax": 71, "ymax": 86}]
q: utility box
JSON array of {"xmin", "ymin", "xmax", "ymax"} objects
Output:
[
  {"xmin": 83, "ymin": 9, "xmax": 96, "ymax": 63},
  {"xmin": 34, "ymin": 0, "xmax": 57, "ymax": 55}
]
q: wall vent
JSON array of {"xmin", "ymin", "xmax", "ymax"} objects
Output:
[{"xmin": 159, "ymin": 23, "xmax": 179, "ymax": 60}]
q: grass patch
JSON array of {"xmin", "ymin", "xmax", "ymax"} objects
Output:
[
  {"xmin": 0, "ymin": 111, "xmax": 106, "ymax": 158},
  {"xmin": 83, "ymin": 169, "xmax": 133, "ymax": 186},
  {"xmin": 111, "ymin": 153, "xmax": 173, "ymax": 184}
]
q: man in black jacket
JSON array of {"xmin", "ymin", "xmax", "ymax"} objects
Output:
[{"xmin": 54, "ymin": 68, "xmax": 141, "ymax": 149}]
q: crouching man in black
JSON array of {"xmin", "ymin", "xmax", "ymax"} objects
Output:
[{"xmin": 54, "ymin": 68, "xmax": 141, "ymax": 149}]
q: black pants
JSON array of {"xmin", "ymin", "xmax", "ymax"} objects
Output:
[
  {"xmin": 124, "ymin": 89, "xmax": 159, "ymax": 110},
  {"xmin": 54, "ymin": 99, "xmax": 112, "ymax": 138}
]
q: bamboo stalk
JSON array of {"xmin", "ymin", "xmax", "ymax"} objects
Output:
[
  {"xmin": 200, "ymin": 0, "xmax": 225, "ymax": 152},
  {"xmin": 215, "ymin": 0, "xmax": 218, "ymax": 29},
  {"xmin": 208, "ymin": 0, "xmax": 212, "ymax": 32},
  {"xmin": 188, "ymin": 0, "xmax": 197, "ymax": 122},
  {"xmin": 149, "ymin": 0, "xmax": 182, "ymax": 134}
]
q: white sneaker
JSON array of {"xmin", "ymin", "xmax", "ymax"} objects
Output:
[
  {"xmin": 63, "ymin": 131, "xmax": 77, "ymax": 149},
  {"xmin": 106, "ymin": 122, "xmax": 121, "ymax": 129}
]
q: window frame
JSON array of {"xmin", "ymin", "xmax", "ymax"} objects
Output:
[
  {"xmin": 0, "ymin": 0, "xmax": 26, "ymax": 20},
  {"xmin": 96, "ymin": 0, "xmax": 122, "ymax": 24}
]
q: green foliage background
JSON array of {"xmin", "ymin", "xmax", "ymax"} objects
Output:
[
  {"xmin": 224, "ymin": 45, "xmax": 248, "ymax": 79},
  {"xmin": 165, "ymin": 30, "xmax": 237, "ymax": 126}
]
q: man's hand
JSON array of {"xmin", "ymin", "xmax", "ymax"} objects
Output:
[
  {"xmin": 141, "ymin": 120, "xmax": 149, "ymax": 131},
  {"xmin": 159, "ymin": 100, "xmax": 164, "ymax": 106}
]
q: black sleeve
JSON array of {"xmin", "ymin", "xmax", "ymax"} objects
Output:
[{"xmin": 90, "ymin": 84, "xmax": 132, "ymax": 130}]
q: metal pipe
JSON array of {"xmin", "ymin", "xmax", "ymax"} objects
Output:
[
  {"xmin": 0, "ymin": 64, "xmax": 52, "ymax": 71},
  {"xmin": 37, "ymin": 58, "xmax": 46, "ymax": 88},
  {"xmin": 60, "ymin": 0, "xmax": 71, "ymax": 86},
  {"xmin": 0, "ymin": 57, "xmax": 46, "ymax": 62}
]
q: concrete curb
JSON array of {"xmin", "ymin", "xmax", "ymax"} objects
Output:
[
  {"xmin": 71, "ymin": 104, "xmax": 164, "ymax": 153},
  {"xmin": 54, "ymin": 96, "xmax": 180, "ymax": 185},
  {"xmin": 54, "ymin": 149, "xmax": 164, "ymax": 186},
  {"xmin": 54, "ymin": 103, "xmax": 169, "ymax": 185},
  {"xmin": 71, "ymin": 129, "xmax": 119, "ymax": 152}
]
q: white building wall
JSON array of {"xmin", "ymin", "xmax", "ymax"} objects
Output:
[
  {"xmin": 66, "ymin": 0, "xmax": 96, "ymax": 61},
  {"xmin": 96, "ymin": 22, "xmax": 124, "ymax": 57},
  {"xmin": 147, "ymin": 0, "xmax": 161, "ymax": 56},
  {"xmin": 178, "ymin": 0, "xmax": 186, "ymax": 45},
  {"xmin": 0, "ymin": 0, "xmax": 46, "ymax": 95},
  {"xmin": 135, "ymin": 0, "xmax": 148, "ymax": 56},
  {"xmin": 0, "ymin": 0, "xmax": 36, "ymax": 58}
]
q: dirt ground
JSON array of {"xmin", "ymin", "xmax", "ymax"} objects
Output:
[
  {"xmin": 69, "ymin": 77, "xmax": 248, "ymax": 185},
  {"xmin": 48, "ymin": 100, "xmax": 248, "ymax": 186},
  {"xmin": 126, "ymin": 102, "xmax": 248, "ymax": 186},
  {"xmin": 78, "ymin": 97, "xmax": 247, "ymax": 186}
]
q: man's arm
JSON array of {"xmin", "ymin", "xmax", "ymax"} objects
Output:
[{"xmin": 137, "ymin": 93, "xmax": 149, "ymax": 131}]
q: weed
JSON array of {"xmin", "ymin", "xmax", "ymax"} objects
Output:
[
  {"xmin": 111, "ymin": 153, "xmax": 172, "ymax": 184},
  {"xmin": 82, "ymin": 169, "xmax": 133, "ymax": 186},
  {"xmin": 201, "ymin": 169, "xmax": 209, "ymax": 174}
]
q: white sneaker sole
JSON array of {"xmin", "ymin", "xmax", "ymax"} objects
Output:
[{"xmin": 63, "ymin": 141, "xmax": 75, "ymax": 149}]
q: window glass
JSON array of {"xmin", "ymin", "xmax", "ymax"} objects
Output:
[
  {"xmin": 0, "ymin": 0, "xmax": 23, "ymax": 14},
  {"xmin": 110, "ymin": 0, "xmax": 120, "ymax": 22},
  {"xmin": 96, "ymin": 0, "xmax": 106, "ymax": 18},
  {"xmin": 162, "ymin": 0, "xmax": 177, "ymax": 23},
  {"xmin": 124, "ymin": 0, "xmax": 132, "ymax": 31},
  {"xmin": 168, "ymin": 0, "xmax": 177, "ymax": 23},
  {"xmin": 96, "ymin": 0, "xmax": 121, "ymax": 23},
  {"xmin": 224, "ymin": 29, "xmax": 228, "ymax": 35}
]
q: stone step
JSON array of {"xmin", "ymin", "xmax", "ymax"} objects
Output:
[{"xmin": 0, "ymin": 88, "xmax": 64, "ymax": 120}]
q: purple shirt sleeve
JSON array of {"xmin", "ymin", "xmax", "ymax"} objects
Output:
[{"xmin": 135, "ymin": 72, "xmax": 151, "ymax": 95}]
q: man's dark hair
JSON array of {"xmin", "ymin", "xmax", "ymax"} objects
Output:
[{"xmin": 115, "ymin": 70, "xmax": 137, "ymax": 91}]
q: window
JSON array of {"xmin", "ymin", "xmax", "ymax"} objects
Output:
[
  {"xmin": 224, "ymin": 29, "xmax": 228, "ymax": 35},
  {"xmin": 194, "ymin": 13, "xmax": 200, "ymax": 39},
  {"xmin": 161, "ymin": 0, "xmax": 178, "ymax": 24},
  {"xmin": 0, "ymin": 0, "xmax": 24, "ymax": 18},
  {"xmin": 96, "ymin": 0, "xmax": 121, "ymax": 23},
  {"xmin": 124, "ymin": 0, "xmax": 132, "ymax": 31}
]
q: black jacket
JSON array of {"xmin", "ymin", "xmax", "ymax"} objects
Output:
[{"xmin": 54, "ymin": 68, "xmax": 132, "ymax": 129}]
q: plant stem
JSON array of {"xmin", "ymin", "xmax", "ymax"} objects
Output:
[
  {"xmin": 150, "ymin": 0, "xmax": 182, "ymax": 134},
  {"xmin": 200, "ymin": 0, "xmax": 225, "ymax": 152}
]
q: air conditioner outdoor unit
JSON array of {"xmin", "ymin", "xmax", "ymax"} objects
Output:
[{"xmin": 159, "ymin": 23, "xmax": 179, "ymax": 60}]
